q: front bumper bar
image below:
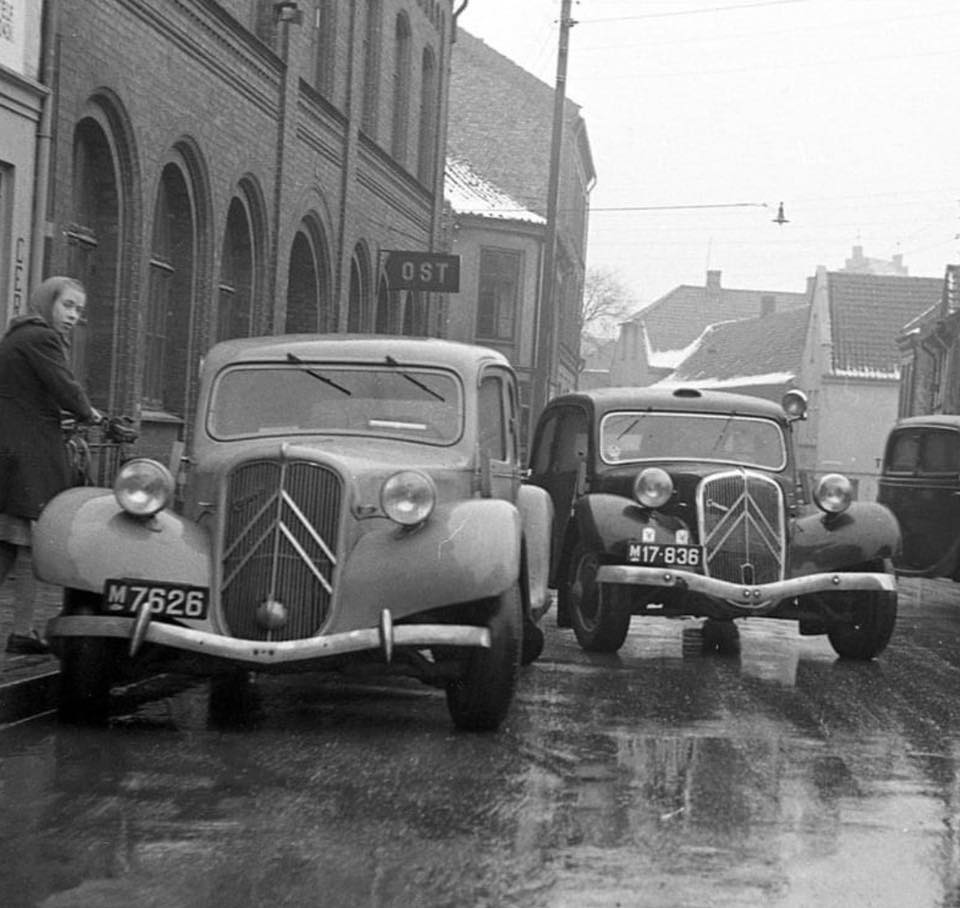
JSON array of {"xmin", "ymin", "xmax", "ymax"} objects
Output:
[
  {"xmin": 46, "ymin": 610, "xmax": 490, "ymax": 667},
  {"xmin": 596, "ymin": 566, "xmax": 896, "ymax": 611}
]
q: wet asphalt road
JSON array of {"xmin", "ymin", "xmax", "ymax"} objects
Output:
[{"xmin": 1, "ymin": 577, "xmax": 959, "ymax": 908}]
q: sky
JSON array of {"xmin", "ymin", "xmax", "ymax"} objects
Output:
[{"xmin": 456, "ymin": 0, "xmax": 960, "ymax": 310}]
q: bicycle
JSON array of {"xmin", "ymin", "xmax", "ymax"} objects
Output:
[{"xmin": 62, "ymin": 415, "xmax": 138, "ymax": 487}]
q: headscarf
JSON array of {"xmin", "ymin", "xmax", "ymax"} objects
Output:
[{"xmin": 27, "ymin": 276, "xmax": 86, "ymax": 328}]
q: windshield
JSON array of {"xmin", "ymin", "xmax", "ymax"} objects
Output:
[
  {"xmin": 208, "ymin": 363, "xmax": 463, "ymax": 444},
  {"xmin": 600, "ymin": 411, "xmax": 787, "ymax": 470}
]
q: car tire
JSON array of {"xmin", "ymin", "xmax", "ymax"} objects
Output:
[
  {"xmin": 826, "ymin": 589, "xmax": 897, "ymax": 660},
  {"xmin": 446, "ymin": 582, "xmax": 522, "ymax": 731},
  {"xmin": 57, "ymin": 590, "xmax": 118, "ymax": 725},
  {"xmin": 566, "ymin": 543, "xmax": 631, "ymax": 653}
]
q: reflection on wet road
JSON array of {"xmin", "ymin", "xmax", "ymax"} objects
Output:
[{"xmin": 1, "ymin": 577, "xmax": 959, "ymax": 907}]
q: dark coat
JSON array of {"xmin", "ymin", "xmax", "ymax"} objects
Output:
[{"xmin": 0, "ymin": 316, "xmax": 96, "ymax": 520}]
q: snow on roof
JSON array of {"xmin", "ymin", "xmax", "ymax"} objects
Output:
[
  {"xmin": 444, "ymin": 157, "xmax": 545, "ymax": 225},
  {"xmin": 652, "ymin": 371, "xmax": 797, "ymax": 390}
]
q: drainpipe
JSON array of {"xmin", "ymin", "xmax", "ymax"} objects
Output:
[{"xmin": 30, "ymin": 0, "xmax": 59, "ymax": 293}]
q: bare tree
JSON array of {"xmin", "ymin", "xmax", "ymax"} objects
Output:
[{"xmin": 579, "ymin": 267, "xmax": 636, "ymax": 371}]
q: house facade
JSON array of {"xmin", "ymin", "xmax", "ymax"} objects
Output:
[
  {"xmin": 794, "ymin": 267, "xmax": 942, "ymax": 499},
  {"xmin": 16, "ymin": 0, "xmax": 456, "ymax": 463},
  {"xmin": 0, "ymin": 0, "xmax": 44, "ymax": 318},
  {"xmin": 445, "ymin": 30, "xmax": 595, "ymax": 438},
  {"xmin": 895, "ymin": 264, "xmax": 960, "ymax": 418}
]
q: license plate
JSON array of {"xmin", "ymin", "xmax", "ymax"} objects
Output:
[
  {"xmin": 102, "ymin": 579, "xmax": 209, "ymax": 619},
  {"xmin": 627, "ymin": 542, "xmax": 703, "ymax": 568}
]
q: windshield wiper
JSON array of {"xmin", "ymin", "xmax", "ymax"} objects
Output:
[
  {"xmin": 285, "ymin": 353, "xmax": 351, "ymax": 396},
  {"xmin": 385, "ymin": 355, "xmax": 445, "ymax": 401}
]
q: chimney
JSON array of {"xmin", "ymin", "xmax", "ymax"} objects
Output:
[{"xmin": 706, "ymin": 270, "xmax": 721, "ymax": 304}]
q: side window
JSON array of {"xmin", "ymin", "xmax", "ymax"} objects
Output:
[
  {"xmin": 921, "ymin": 429, "xmax": 960, "ymax": 473},
  {"xmin": 478, "ymin": 375, "xmax": 506, "ymax": 461},
  {"xmin": 531, "ymin": 412, "xmax": 558, "ymax": 475},
  {"xmin": 888, "ymin": 432, "xmax": 919, "ymax": 472}
]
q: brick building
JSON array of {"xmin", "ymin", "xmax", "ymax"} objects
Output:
[{"xmin": 22, "ymin": 0, "xmax": 456, "ymax": 462}]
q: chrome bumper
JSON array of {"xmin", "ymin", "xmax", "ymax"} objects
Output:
[
  {"xmin": 46, "ymin": 609, "xmax": 490, "ymax": 666},
  {"xmin": 596, "ymin": 566, "xmax": 896, "ymax": 609}
]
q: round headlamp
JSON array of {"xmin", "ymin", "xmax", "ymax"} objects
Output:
[
  {"xmin": 381, "ymin": 470, "xmax": 436, "ymax": 526},
  {"xmin": 633, "ymin": 467, "xmax": 674, "ymax": 509},
  {"xmin": 782, "ymin": 389, "xmax": 808, "ymax": 420},
  {"xmin": 814, "ymin": 472, "xmax": 853, "ymax": 514},
  {"xmin": 114, "ymin": 458, "xmax": 175, "ymax": 516}
]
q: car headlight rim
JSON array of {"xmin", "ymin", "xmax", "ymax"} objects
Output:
[
  {"xmin": 113, "ymin": 458, "xmax": 175, "ymax": 516},
  {"xmin": 814, "ymin": 472, "xmax": 853, "ymax": 514},
  {"xmin": 634, "ymin": 467, "xmax": 674, "ymax": 509},
  {"xmin": 381, "ymin": 470, "xmax": 436, "ymax": 526}
]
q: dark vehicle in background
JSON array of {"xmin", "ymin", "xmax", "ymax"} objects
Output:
[
  {"xmin": 33, "ymin": 336, "xmax": 553, "ymax": 731},
  {"xmin": 527, "ymin": 386, "xmax": 901, "ymax": 659},
  {"xmin": 878, "ymin": 415, "xmax": 960, "ymax": 579}
]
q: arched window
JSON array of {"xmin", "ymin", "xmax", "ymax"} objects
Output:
[
  {"xmin": 217, "ymin": 197, "xmax": 254, "ymax": 342},
  {"xmin": 286, "ymin": 219, "xmax": 332, "ymax": 333},
  {"xmin": 391, "ymin": 13, "xmax": 411, "ymax": 163},
  {"xmin": 145, "ymin": 163, "xmax": 195, "ymax": 415},
  {"xmin": 347, "ymin": 245, "xmax": 371, "ymax": 332},
  {"xmin": 417, "ymin": 46, "xmax": 437, "ymax": 185},
  {"xmin": 361, "ymin": 0, "xmax": 382, "ymax": 137},
  {"xmin": 68, "ymin": 118, "xmax": 119, "ymax": 410},
  {"xmin": 375, "ymin": 279, "xmax": 391, "ymax": 333}
]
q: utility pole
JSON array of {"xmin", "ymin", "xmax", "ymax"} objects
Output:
[{"xmin": 531, "ymin": 0, "xmax": 575, "ymax": 432}]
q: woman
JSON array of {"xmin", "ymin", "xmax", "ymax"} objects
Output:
[{"xmin": 0, "ymin": 276, "xmax": 101, "ymax": 654}]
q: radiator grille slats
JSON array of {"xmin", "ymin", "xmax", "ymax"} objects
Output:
[
  {"xmin": 697, "ymin": 471, "xmax": 785, "ymax": 586},
  {"xmin": 221, "ymin": 460, "xmax": 341, "ymax": 641}
]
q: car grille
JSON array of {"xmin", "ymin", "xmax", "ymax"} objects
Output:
[
  {"xmin": 221, "ymin": 460, "xmax": 342, "ymax": 641},
  {"xmin": 696, "ymin": 470, "xmax": 785, "ymax": 587}
]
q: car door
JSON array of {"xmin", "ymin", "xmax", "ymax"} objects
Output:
[
  {"xmin": 528, "ymin": 404, "xmax": 590, "ymax": 578},
  {"xmin": 878, "ymin": 424, "xmax": 960, "ymax": 573}
]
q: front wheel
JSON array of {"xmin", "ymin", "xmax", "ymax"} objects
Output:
[
  {"xmin": 446, "ymin": 582, "xmax": 522, "ymax": 731},
  {"xmin": 566, "ymin": 543, "xmax": 631, "ymax": 653},
  {"xmin": 826, "ymin": 590, "xmax": 897, "ymax": 660},
  {"xmin": 58, "ymin": 635, "xmax": 117, "ymax": 724}
]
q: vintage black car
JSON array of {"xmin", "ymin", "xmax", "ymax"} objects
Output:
[
  {"xmin": 33, "ymin": 336, "xmax": 554, "ymax": 730},
  {"xmin": 527, "ymin": 386, "xmax": 901, "ymax": 659},
  {"xmin": 877, "ymin": 414, "xmax": 960, "ymax": 579}
]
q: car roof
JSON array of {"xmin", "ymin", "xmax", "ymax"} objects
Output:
[
  {"xmin": 889, "ymin": 414, "xmax": 960, "ymax": 430},
  {"xmin": 544, "ymin": 386, "xmax": 788, "ymax": 421},
  {"xmin": 202, "ymin": 334, "xmax": 513, "ymax": 374}
]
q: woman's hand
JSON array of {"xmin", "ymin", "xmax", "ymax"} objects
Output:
[{"xmin": 89, "ymin": 407, "xmax": 104, "ymax": 424}]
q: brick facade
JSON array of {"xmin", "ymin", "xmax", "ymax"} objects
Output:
[{"xmin": 38, "ymin": 0, "xmax": 454, "ymax": 463}]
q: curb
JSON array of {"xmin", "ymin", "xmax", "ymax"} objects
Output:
[{"xmin": 0, "ymin": 660, "xmax": 59, "ymax": 725}]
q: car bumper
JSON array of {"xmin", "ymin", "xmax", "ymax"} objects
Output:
[
  {"xmin": 596, "ymin": 565, "xmax": 896, "ymax": 609},
  {"xmin": 46, "ymin": 611, "xmax": 490, "ymax": 667}
]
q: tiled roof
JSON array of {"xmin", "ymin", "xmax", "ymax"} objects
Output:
[
  {"xmin": 444, "ymin": 157, "xmax": 544, "ymax": 224},
  {"xmin": 664, "ymin": 306, "xmax": 810, "ymax": 386},
  {"xmin": 630, "ymin": 283, "xmax": 808, "ymax": 355},
  {"xmin": 827, "ymin": 272, "xmax": 943, "ymax": 377},
  {"xmin": 449, "ymin": 29, "xmax": 583, "ymax": 217}
]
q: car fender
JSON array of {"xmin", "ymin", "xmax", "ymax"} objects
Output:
[
  {"xmin": 327, "ymin": 498, "xmax": 522, "ymax": 634},
  {"xmin": 569, "ymin": 493, "xmax": 692, "ymax": 559},
  {"xmin": 517, "ymin": 484, "xmax": 553, "ymax": 618},
  {"xmin": 789, "ymin": 501, "xmax": 902, "ymax": 575},
  {"xmin": 32, "ymin": 487, "xmax": 211, "ymax": 592}
]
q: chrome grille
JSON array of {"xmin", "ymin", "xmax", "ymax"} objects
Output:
[
  {"xmin": 697, "ymin": 470, "xmax": 785, "ymax": 586},
  {"xmin": 221, "ymin": 460, "xmax": 341, "ymax": 640}
]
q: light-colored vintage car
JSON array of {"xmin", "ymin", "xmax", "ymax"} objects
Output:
[
  {"xmin": 34, "ymin": 336, "xmax": 553, "ymax": 730},
  {"xmin": 527, "ymin": 386, "xmax": 901, "ymax": 660}
]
